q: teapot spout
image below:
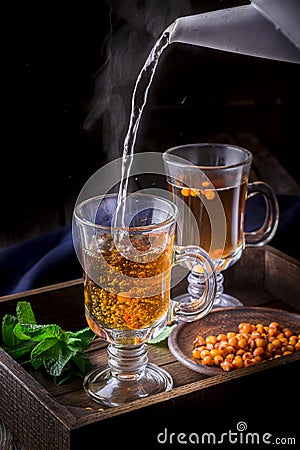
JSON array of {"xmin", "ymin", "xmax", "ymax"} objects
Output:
[{"xmin": 169, "ymin": 2, "xmax": 300, "ymax": 64}]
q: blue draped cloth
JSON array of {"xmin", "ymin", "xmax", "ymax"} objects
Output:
[
  {"xmin": 0, "ymin": 195, "xmax": 299, "ymax": 297},
  {"xmin": 0, "ymin": 225, "xmax": 82, "ymax": 296}
]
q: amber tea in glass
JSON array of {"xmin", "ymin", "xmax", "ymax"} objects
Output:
[
  {"xmin": 83, "ymin": 230, "xmax": 173, "ymax": 334},
  {"xmin": 169, "ymin": 177, "xmax": 249, "ymax": 272}
]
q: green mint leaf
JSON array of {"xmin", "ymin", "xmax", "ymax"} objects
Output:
[
  {"xmin": 62, "ymin": 333, "xmax": 82, "ymax": 351},
  {"xmin": 43, "ymin": 345, "xmax": 74, "ymax": 376},
  {"xmin": 30, "ymin": 338, "xmax": 60, "ymax": 369},
  {"xmin": 53, "ymin": 352, "xmax": 94, "ymax": 385},
  {"xmin": 17, "ymin": 323, "xmax": 63, "ymax": 341},
  {"xmin": 16, "ymin": 301, "xmax": 37, "ymax": 325},
  {"xmin": 71, "ymin": 328, "xmax": 96, "ymax": 348},
  {"xmin": 63, "ymin": 328, "xmax": 95, "ymax": 351},
  {"xmin": 5, "ymin": 340, "xmax": 36, "ymax": 359},
  {"xmin": 148, "ymin": 323, "xmax": 177, "ymax": 344},
  {"xmin": 1, "ymin": 314, "xmax": 19, "ymax": 347},
  {"xmin": 1, "ymin": 300, "xmax": 95, "ymax": 385},
  {"xmin": 71, "ymin": 351, "xmax": 94, "ymax": 375},
  {"xmin": 13, "ymin": 323, "xmax": 33, "ymax": 341}
]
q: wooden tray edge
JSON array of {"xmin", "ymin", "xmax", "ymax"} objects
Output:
[{"xmin": 0, "ymin": 278, "xmax": 83, "ymax": 304}]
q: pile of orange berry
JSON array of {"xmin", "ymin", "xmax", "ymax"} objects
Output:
[{"xmin": 192, "ymin": 321, "xmax": 300, "ymax": 371}]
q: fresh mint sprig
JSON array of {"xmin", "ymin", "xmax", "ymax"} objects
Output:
[{"xmin": 0, "ymin": 301, "xmax": 96, "ymax": 385}]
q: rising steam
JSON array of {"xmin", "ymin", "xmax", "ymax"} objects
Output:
[{"xmin": 83, "ymin": 0, "xmax": 192, "ymax": 161}]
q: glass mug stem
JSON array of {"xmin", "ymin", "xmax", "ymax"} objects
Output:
[
  {"xmin": 187, "ymin": 270, "xmax": 241, "ymax": 308},
  {"xmin": 244, "ymin": 181, "xmax": 279, "ymax": 247}
]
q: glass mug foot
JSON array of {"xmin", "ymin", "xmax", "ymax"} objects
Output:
[
  {"xmin": 174, "ymin": 292, "xmax": 243, "ymax": 309},
  {"xmin": 212, "ymin": 293, "xmax": 243, "ymax": 308},
  {"xmin": 83, "ymin": 343, "xmax": 172, "ymax": 407},
  {"xmin": 173, "ymin": 293, "xmax": 244, "ymax": 309}
]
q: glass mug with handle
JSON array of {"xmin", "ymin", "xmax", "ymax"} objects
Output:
[
  {"xmin": 163, "ymin": 143, "xmax": 279, "ymax": 308},
  {"xmin": 73, "ymin": 192, "xmax": 216, "ymax": 407}
]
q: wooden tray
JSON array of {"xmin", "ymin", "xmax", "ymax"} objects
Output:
[{"xmin": 0, "ymin": 245, "xmax": 300, "ymax": 449}]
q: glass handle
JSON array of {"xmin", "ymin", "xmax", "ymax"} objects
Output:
[
  {"xmin": 171, "ymin": 245, "xmax": 216, "ymax": 322},
  {"xmin": 244, "ymin": 181, "xmax": 279, "ymax": 248}
]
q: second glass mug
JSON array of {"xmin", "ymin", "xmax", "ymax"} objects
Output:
[
  {"xmin": 73, "ymin": 192, "xmax": 216, "ymax": 407},
  {"xmin": 163, "ymin": 143, "xmax": 279, "ymax": 308}
]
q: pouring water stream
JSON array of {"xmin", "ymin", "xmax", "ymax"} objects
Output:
[{"xmin": 115, "ymin": 24, "xmax": 174, "ymax": 226}]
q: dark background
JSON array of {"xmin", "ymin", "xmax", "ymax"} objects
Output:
[
  {"xmin": 1, "ymin": 2, "xmax": 299, "ymax": 443},
  {"xmin": 2, "ymin": 0, "xmax": 300, "ymax": 249}
]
